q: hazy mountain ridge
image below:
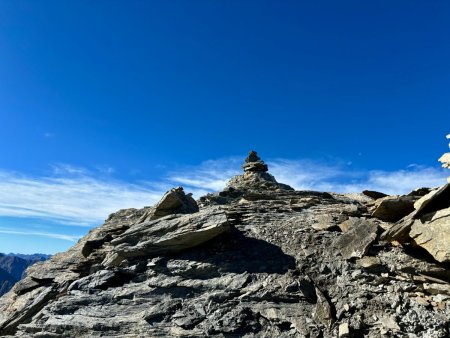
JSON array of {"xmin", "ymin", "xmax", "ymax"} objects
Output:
[
  {"xmin": 0, "ymin": 267, "xmax": 15, "ymax": 297},
  {"xmin": 0, "ymin": 253, "xmax": 50, "ymax": 297}
]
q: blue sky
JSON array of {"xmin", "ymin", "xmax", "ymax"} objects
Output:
[{"xmin": 0, "ymin": 1, "xmax": 449, "ymax": 254}]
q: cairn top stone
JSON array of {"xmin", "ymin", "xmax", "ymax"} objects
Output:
[{"xmin": 241, "ymin": 150, "xmax": 268, "ymax": 172}]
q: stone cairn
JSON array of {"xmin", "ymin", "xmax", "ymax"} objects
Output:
[
  {"xmin": 438, "ymin": 134, "xmax": 450, "ymax": 183},
  {"xmin": 241, "ymin": 150, "xmax": 268, "ymax": 172}
]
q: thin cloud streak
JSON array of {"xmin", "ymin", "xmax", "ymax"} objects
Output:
[
  {"xmin": 0, "ymin": 170, "xmax": 165, "ymax": 226},
  {"xmin": 0, "ymin": 157, "xmax": 447, "ymax": 229},
  {"xmin": 0, "ymin": 229, "xmax": 81, "ymax": 242},
  {"xmin": 169, "ymin": 158, "xmax": 448, "ymax": 196},
  {"xmin": 269, "ymin": 160, "xmax": 447, "ymax": 194},
  {"xmin": 168, "ymin": 158, "xmax": 241, "ymax": 191}
]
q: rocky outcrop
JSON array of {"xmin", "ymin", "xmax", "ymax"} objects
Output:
[
  {"xmin": 410, "ymin": 206, "xmax": 450, "ymax": 263},
  {"xmin": 102, "ymin": 207, "xmax": 229, "ymax": 267},
  {"xmin": 371, "ymin": 195, "xmax": 416, "ymax": 222},
  {"xmin": 362, "ymin": 190, "xmax": 388, "ymax": 200},
  {"xmin": 380, "ymin": 136, "xmax": 450, "ymax": 264},
  {"xmin": 1, "ymin": 151, "xmax": 450, "ymax": 337},
  {"xmin": 138, "ymin": 186, "xmax": 199, "ymax": 223},
  {"xmin": 333, "ymin": 219, "xmax": 378, "ymax": 259}
]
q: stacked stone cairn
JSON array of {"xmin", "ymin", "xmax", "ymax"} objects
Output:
[{"xmin": 241, "ymin": 150, "xmax": 269, "ymax": 172}]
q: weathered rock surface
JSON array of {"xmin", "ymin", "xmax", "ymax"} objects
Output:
[
  {"xmin": 362, "ymin": 190, "xmax": 387, "ymax": 200},
  {"xmin": 1, "ymin": 152, "xmax": 450, "ymax": 338},
  {"xmin": 138, "ymin": 186, "xmax": 199, "ymax": 223},
  {"xmin": 371, "ymin": 195, "xmax": 416, "ymax": 222},
  {"xmin": 410, "ymin": 207, "xmax": 450, "ymax": 263},
  {"xmin": 381, "ymin": 183, "xmax": 450, "ymax": 264},
  {"xmin": 333, "ymin": 219, "xmax": 378, "ymax": 259}
]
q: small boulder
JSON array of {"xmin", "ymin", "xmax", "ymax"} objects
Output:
[
  {"xmin": 338, "ymin": 322, "xmax": 350, "ymax": 338},
  {"xmin": 313, "ymin": 287, "xmax": 333, "ymax": 328},
  {"xmin": 371, "ymin": 195, "xmax": 416, "ymax": 222},
  {"xmin": 381, "ymin": 184, "xmax": 450, "ymax": 243},
  {"xmin": 362, "ymin": 190, "xmax": 387, "ymax": 200},
  {"xmin": 410, "ymin": 207, "xmax": 450, "ymax": 263},
  {"xmin": 333, "ymin": 220, "xmax": 378, "ymax": 259},
  {"xmin": 139, "ymin": 187, "xmax": 199, "ymax": 223}
]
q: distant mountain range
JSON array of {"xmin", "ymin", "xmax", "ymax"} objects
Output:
[{"xmin": 0, "ymin": 253, "xmax": 50, "ymax": 296}]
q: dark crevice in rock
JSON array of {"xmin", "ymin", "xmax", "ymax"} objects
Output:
[{"xmin": 416, "ymin": 184, "xmax": 450, "ymax": 217}]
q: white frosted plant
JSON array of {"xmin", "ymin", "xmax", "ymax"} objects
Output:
[{"xmin": 438, "ymin": 134, "xmax": 450, "ymax": 182}]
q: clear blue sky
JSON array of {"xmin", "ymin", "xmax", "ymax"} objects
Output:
[{"xmin": 0, "ymin": 1, "xmax": 449, "ymax": 253}]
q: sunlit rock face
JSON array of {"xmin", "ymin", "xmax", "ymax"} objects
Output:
[
  {"xmin": 439, "ymin": 134, "xmax": 450, "ymax": 183},
  {"xmin": 1, "ymin": 151, "xmax": 450, "ymax": 338}
]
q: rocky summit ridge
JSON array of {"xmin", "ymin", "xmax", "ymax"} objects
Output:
[{"xmin": 1, "ymin": 150, "xmax": 450, "ymax": 337}]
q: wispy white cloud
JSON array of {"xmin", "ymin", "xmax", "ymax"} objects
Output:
[
  {"xmin": 362, "ymin": 167, "xmax": 447, "ymax": 194},
  {"xmin": 0, "ymin": 170, "xmax": 165, "ymax": 226},
  {"xmin": 268, "ymin": 160, "xmax": 448, "ymax": 194},
  {"xmin": 0, "ymin": 157, "xmax": 447, "ymax": 230},
  {"xmin": 166, "ymin": 157, "xmax": 449, "ymax": 196},
  {"xmin": 168, "ymin": 158, "xmax": 241, "ymax": 191},
  {"xmin": 50, "ymin": 163, "xmax": 89, "ymax": 176},
  {"xmin": 0, "ymin": 228, "xmax": 81, "ymax": 242}
]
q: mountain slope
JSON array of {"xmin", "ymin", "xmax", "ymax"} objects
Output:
[
  {"xmin": 0, "ymin": 254, "xmax": 51, "ymax": 297},
  {"xmin": 0, "ymin": 256, "xmax": 30, "ymax": 281},
  {"xmin": 0, "ymin": 152, "xmax": 449, "ymax": 337},
  {"xmin": 0, "ymin": 268, "xmax": 15, "ymax": 297}
]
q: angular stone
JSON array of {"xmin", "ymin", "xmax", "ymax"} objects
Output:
[
  {"xmin": 339, "ymin": 217, "xmax": 364, "ymax": 233},
  {"xmin": 333, "ymin": 220, "xmax": 378, "ymax": 259},
  {"xmin": 413, "ymin": 184, "xmax": 450, "ymax": 215},
  {"xmin": 362, "ymin": 190, "xmax": 387, "ymax": 200},
  {"xmin": 313, "ymin": 287, "xmax": 333, "ymax": 328},
  {"xmin": 408, "ymin": 187, "xmax": 432, "ymax": 197},
  {"xmin": 410, "ymin": 207, "xmax": 450, "ymax": 263},
  {"xmin": 338, "ymin": 322, "xmax": 350, "ymax": 337},
  {"xmin": 106, "ymin": 208, "xmax": 230, "ymax": 263},
  {"xmin": 423, "ymin": 283, "xmax": 450, "ymax": 296},
  {"xmin": 139, "ymin": 187, "xmax": 199, "ymax": 223},
  {"xmin": 372, "ymin": 195, "xmax": 416, "ymax": 222},
  {"xmin": 311, "ymin": 214, "xmax": 341, "ymax": 231},
  {"xmin": 356, "ymin": 256, "xmax": 382, "ymax": 269},
  {"xmin": 379, "ymin": 315, "xmax": 400, "ymax": 331}
]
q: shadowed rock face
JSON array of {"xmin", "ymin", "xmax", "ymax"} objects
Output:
[{"xmin": 1, "ymin": 152, "xmax": 450, "ymax": 338}]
